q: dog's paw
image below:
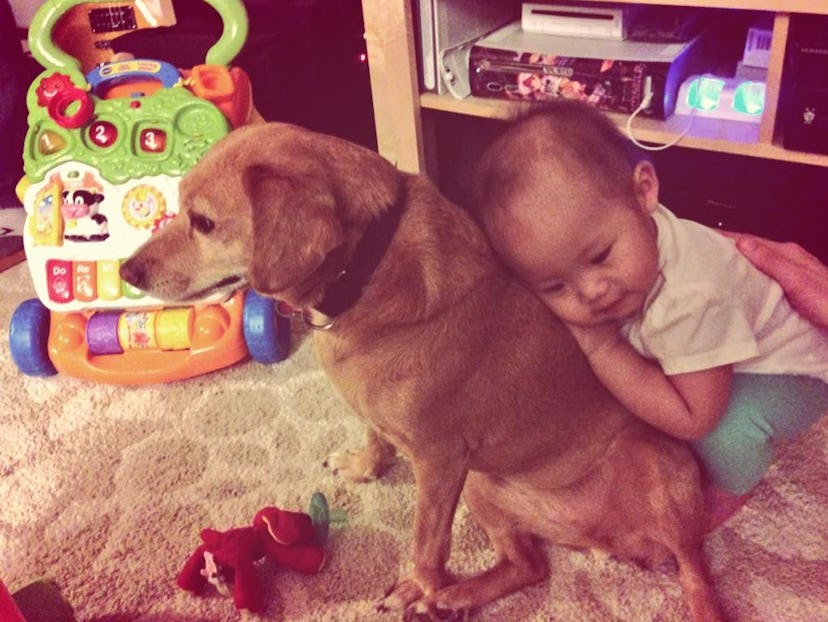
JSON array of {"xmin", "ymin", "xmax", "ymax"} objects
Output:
[
  {"xmin": 324, "ymin": 449, "xmax": 384, "ymax": 483},
  {"xmin": 378, "ymin": 574, "xmax": 469, "ymax": 621},
  {"xmin": 376, "ymin": 578, "xmax": 423, "ymax": 615},
  {"xmin": 407, "ymin": 586, "xmax": 473, "ymax": 621},
  {"xmin": 404, "ymin": 602, "xmax": 470, "ymax": 621}
]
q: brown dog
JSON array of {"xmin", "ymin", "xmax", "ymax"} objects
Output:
[{"xmin": 120, "ymin": 123, "xmax": 721, "ymax": 621}]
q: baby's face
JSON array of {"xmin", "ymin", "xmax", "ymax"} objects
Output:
[{"xmin": 488, "ymin": 190, "xmax": 660, "ymax": 327}]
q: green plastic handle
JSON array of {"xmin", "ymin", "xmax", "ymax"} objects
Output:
[
  {"xmin": 204, "ymin": 0, "xmax": 248, "ymax": 66},
  {"xmin": 28, "ymin": 0, "xmax": 248, "ymax": 73}
]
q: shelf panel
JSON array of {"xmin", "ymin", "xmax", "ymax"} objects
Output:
[
  {"xmin": 421, "ymin": 92, "xmax": 828, "ymax": 167},
  {"xmin": 581, "ymin": 0, "xmax": 828, "ymax": 14},
  {"xmin": 0, "ymin": 249, "xmax": 25, "ymax": 274}
]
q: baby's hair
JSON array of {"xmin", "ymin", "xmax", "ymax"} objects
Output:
[
  {"xmin": 525, "ymin": 101, "xmax": 647, "ymax": 181},
  {"xmin": 471, "ymin": 100, "xmax": 650, "ymax": 224}
]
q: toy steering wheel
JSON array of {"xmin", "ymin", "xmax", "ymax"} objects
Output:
[
  {"xmin": 86, "ymin": 59, "xmax": 182, "ymax": 96},
  {"xmin": 28, "ymin": 0, "xmax": 249, "ymax": 88}
]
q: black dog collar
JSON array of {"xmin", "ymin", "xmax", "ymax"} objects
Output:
[{"xmin": 314, "ymin": 185, "xmax": 406, "ymax": 320}]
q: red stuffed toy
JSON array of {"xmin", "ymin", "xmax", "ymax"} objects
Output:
[{"xmin": 177, "ymin": 506, "xmax": 326, "ymax": 612}]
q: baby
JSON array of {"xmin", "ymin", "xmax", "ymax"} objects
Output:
[{"xmin": 472, "ymin": 100, "xmax": 828, "ymax": 528}]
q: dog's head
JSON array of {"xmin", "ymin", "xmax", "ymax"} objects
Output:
[{"xmin": 120, "ymin": 123, "xmax": 402, "ymax": 307}]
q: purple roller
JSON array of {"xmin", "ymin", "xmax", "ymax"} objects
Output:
[{"xmin": 87, "ymin": 311, "xmax": 124, "ymax": 355}]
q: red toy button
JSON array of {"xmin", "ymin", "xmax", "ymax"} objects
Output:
[
  {"xmin": 139, "ymin": 128, "xmax": 167, "ymax": 153},
  {"xmin": 47, "ymin": 259, "xmax": 74, "ymax": 303},
  {"xmin": 89, "ymin": 120, "xmax": 117, "ymax": 147}
]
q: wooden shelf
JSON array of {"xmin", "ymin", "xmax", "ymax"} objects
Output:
[
  {"xmin": 581, "ymin": 0, "xmax": 828, "ymax": 14},
  {"xmin": 362, "ymin": 1, "xmax": 828, "ymax": 175},
  {"xmin": 420, "ymin": 93, "xmax": 828, "ymax": 167}
]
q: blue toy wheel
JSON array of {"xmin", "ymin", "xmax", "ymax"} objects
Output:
[
  {"xmin": 10, "ymin": 298, "xmax": 57, "ymax": 376},
  {"xmin": 242, "ymin": 289, "xmax": 290, "ymax": 363}
]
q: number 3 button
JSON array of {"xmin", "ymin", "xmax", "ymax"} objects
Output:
[{"xmin": 139, "ymin": 128, "xmax": 167, "ymax": 153}]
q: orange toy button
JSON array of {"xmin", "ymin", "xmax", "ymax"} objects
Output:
[{"xmin": 73, "ymin": 261, "xmax": 98, "ymax": 302}]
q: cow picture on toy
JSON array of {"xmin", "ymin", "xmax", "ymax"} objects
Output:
[{"xmin": 60, "ymin": 172, "xmax": 109, "ymax": 242}]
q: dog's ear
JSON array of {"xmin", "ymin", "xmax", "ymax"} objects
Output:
[{"xmin": 245, "ymin": 165, "xmax": 344, "ymax": 297}]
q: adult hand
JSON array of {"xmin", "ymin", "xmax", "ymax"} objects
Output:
[{"xmin": 723, "ymin": 232, "xmax": 828, "ymax": 329}]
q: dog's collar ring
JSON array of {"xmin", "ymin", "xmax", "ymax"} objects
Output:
[
  {"xmin": 302, "ymin": 308, "xmax": 336, "ymax": 331},
  {"xmin": 276, "ymin": 301, "xmax": 336, "ymax": 331}
]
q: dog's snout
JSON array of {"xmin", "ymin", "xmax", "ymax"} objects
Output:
[{"xmin": 119, "ymin": 258, "xmax": 151, "ymax": 290}]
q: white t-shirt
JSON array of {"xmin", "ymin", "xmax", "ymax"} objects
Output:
[{"xmin": 622, "ymin": 205, "xmax": 828, "ymax": 382}]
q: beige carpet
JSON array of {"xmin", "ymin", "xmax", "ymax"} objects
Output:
[{"xmin": 2, "ymin": 260, "xmax": 828, "ymax": 622}]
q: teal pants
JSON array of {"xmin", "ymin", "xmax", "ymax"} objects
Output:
[{"xmin": 692, "ymin": 374, "xmax": 828, "ymax": 495}]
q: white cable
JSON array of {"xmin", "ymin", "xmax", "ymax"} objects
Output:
[
  {"xmin": 439, "ymin": 46, "xmax": 472, "ymax": 100},
  {"xmin": 625, "ymin": 92, "xmax": 694, "ymax": 152}
]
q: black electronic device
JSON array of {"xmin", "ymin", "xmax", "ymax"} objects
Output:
[{"xmin": 781, "ymin": 15, "xmax": 828, "ymax": 155}]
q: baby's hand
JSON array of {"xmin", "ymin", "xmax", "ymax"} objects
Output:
[{"xmin": 565, "ymin": 321, "xmax": 622, "ymax": 357}]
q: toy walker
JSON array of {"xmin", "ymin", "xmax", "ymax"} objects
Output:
[{"xmin": 9, "ymin": 0, "xmax": 290, "ymax": 384}]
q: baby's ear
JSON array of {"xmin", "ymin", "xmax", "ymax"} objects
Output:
[{"xmin": 633, "ymin": 161, "xmax": 660, "ymax": 213}]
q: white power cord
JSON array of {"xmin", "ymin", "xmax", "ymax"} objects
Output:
[{"xmin": 625, "ymin": 89, "xmax": 694, "ymax": 152}]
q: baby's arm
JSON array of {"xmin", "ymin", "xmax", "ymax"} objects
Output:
[{"xmin": 567, "ymin": 322, "xmax": 732, "ymax": 440}]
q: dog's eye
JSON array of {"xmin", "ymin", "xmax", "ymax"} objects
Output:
[{"xmin": 190, "ymin": 212, "xmax": 215, "ymax": 235}]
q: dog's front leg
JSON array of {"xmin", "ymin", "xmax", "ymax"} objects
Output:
[{"xmin": 379, "ymin": 452, "xmax": 469, "ymax": 617}]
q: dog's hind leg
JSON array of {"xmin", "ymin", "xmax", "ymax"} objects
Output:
[
  {"xmin": 673, "ymin": 538, "xmax": 724, "ymax": 622},
  {"xmin": 409, "ymin": 472, "xmax": 550, "ymax": 618},
  {"xmin": 325, "ymin": 427, "xmax": 397, "ymax": 483},
  {"xmin": 641, "ymin": 450, "xmax": 723, "ymax": 622},
  {"xmin": 380, "ymin": 450, "xmax": 471, "ymax": 617},
  {"xmin": 639, "ymin": 441, "xmax": 724, "ymax": 622},
  {"xmin": 419, "ymin": 529, "xmax": 547, "ymax": 619}
]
